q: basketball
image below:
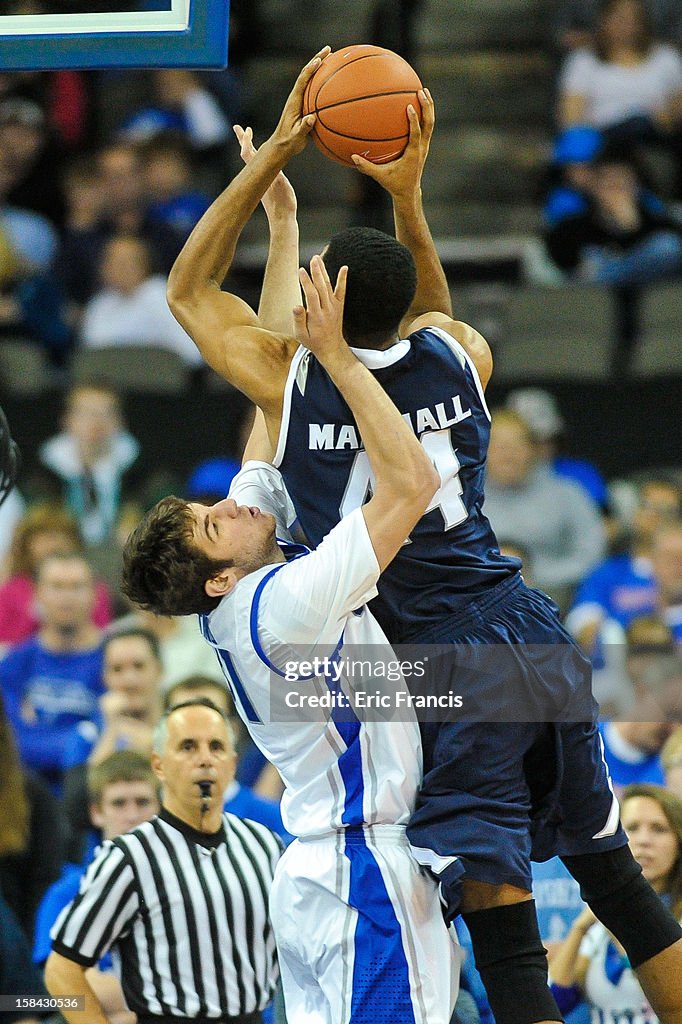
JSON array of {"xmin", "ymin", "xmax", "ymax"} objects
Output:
[{"xmin": 303, "ymin": 44, "xmax": 423, "ymax": 167}]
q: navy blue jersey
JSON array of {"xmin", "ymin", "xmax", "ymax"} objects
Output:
[{"xmin": 274, "ymin": 326, "xmax": 519, "ymax": 641}]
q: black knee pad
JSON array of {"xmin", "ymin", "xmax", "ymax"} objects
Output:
[
  {"xmin": 463, "ymin": 901, "xmax": 563, "ymax": 1024},
  {"xmin": 563, "ymin": 847, "xmax": 682, "ymax": 968}
]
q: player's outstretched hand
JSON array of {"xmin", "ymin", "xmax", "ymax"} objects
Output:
[
  {"xmin": 272, "ymin": 46, "xmax": 332, "ymax": 157},
  {"xmin": 293, "ymin": 255, "xmax": 349, "ymax": 364},
  {"xmin": 234, "ymin": 124, "xmax": 297, "ymax": 220},
  {"xmin": 351, "ymin": 88, "xmax": 434, "ymax": 198}
]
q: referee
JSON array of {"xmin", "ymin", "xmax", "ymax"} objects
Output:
[{"xmin": 45, "ymin": 699, "xmax": 281, "ymax": 1024}]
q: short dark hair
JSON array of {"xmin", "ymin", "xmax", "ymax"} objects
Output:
[
  {"xmin": 122, "ymin": 496, "xmax": 233, "ymax": 616},
  {"xmin": 322, "ymin": 227, "xmax": 416, "ymax": 346},
  {"xmin": 103, "ymin": 624, "xmax": 161, "ymax": 662}
]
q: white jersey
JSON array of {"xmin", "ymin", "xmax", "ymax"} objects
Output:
[{"xmin": 200, "ymin": 462, "xmax": 423, "ymax": 839}]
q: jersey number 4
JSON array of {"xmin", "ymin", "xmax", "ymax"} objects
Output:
[{"xmin": 339, "ymin": 428, "xmax": 469, "ymax": 530}]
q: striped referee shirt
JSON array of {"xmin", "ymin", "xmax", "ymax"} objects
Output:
[{"xmin": 51, "ymin": 808, "xmax": 281, "ymax": 1020}]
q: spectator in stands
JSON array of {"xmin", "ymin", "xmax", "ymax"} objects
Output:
[
  {"xmin": 545, "ymin": 147, "xmax": 682, "ymax": 284},
  {"xmin": 164, "ymin": 675, "xmax": 289, "ymax": 840},
  {"xmin": 0, "ymin": 144, "xmax": 71, "ymax": 369},
  {"xmin": 61, "ymin": 626, "xmax": 161, "ymax": 857},
  {"xmin": 549, "ymin": 784, "xmax": 682, "ymax": 1022},
  {"xmin": 121, "ymin": 607, "xmax": 228, "ymax": 689},
  {"xmin": 505, "ymin": 387, "xmax": 609, "ymax": 510},
  {"xmin": 78, "ymin": 233, "xmax": 202, "ymax": 367},
  {"xmin": 662, "ymin": 727, "xmax": 682, "ymax": 800},
  {"xmin": 119, "ymin": 69, "xmax": 232, "ymax": 155},
  {"xmin": 0, "ymin": 95, "xmax": 65, "ymax": 227},
  {"xmin": 57, "ymin": 156, "xmax": 107, "ymax": 314},
  {"xmin": 0, "ymin": 692, "xmax": 66, "ymax": 945},
  {"xmin": 625, "ymin": 614, "xmax": 677, "ymax": 687},
  {"xmin": 97, "ymin": 141, "xmax": 184, "ymax": 273},
  {"xmin": 551, "ymin": 0, "xmax": 682, "ymax": 54},
  {"xmin": 557, "ymin": 0, "xmax": 682, "ymax": 194},
  {"xmin": 598, "ymin": 654, "xmax": 682, "ymax": 791},
  {"xmin": 483, "ymin": 408, "xmax": 606, "ymax": 610},
  {"xmin": 141, "ymin": 132, "xmax": 211, "ymax": 240},
  {"xmin": 543, "ymin": 125, "xmax": 604, "ymax": 235},
  {"xmin": 34, "ymin": 750, "xmax": 159, "ymax": 1024},
  {"xmin": 0, "ymin": 552, "xmax": 103, "ymax": 792},
  {"xmin": 0, "ymin": 504, "xmax": 112, "ymax": 650},
  {"xmin": 650, "ymin": 521, "xmax": 682, "ymax": 642},
  {"xmin": 64, "ymin": 625, "xmax": 162, "ymax": 771},
  {"xmin": 567, "ymin": 475, "xmax": 681, "ymax": 656},
  {"xmin": 0, "ymin": 893, "xmax": 50, "ymax": 1024},
  {"xmin": 37, "ymin": 381, "xmax": 142, "ymax": 548}
]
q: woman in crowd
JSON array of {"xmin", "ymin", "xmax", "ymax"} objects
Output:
[
  {"xmin": 558, "ymin": 0, "xmax": 682, "ymax": 191},
  {"xmin": 550, "ymin": 784, "xmax": 682, "ymax": 1024},
  {"xmin": 0, "ymin": 692, "xmax": 67, "ymax": 944},
  {"xmin": 0, "ymin": 503, "xmax": 111, "ymax": 648}
]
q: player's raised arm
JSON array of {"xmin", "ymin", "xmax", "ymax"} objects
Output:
[
  {"xmin": 234, "ymin": 124, "xmax": 302, "ymax": 336},
  {"xmin": 351, "ymin": 91, "xmax": 450, "ymax": 325},
  {"xmin": 294, "ymin": 256, "xmax": 439, "ymax": 571},
  {"xmin": 166, "ymin": 48, "xmax": 329, "ymax": 416},
  {"xmin": 352, "ymin": 90, "xmax": 493, "ymax": 389}
]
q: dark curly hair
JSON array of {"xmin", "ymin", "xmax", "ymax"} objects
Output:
[
  {"xmin": 121, "ymin": 496, "xmax": 233, "ymax": 617},
  {"xmin": 322, "ymin": 227, "xmax": 417, "ymax": 347}
]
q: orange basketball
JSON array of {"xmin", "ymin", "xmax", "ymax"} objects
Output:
[{"xmin": 303, "ymin": 44, "xmax": 423, "ymax": 167}]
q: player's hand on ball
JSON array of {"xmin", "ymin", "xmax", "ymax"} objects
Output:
[
  {"xmin": 352, "ymin": 88, "xmax": 434, "ymax": 197},
  {"xmin": 234, "ymin": 124, "xmax": 297, "ymax": 218},
  {"xmin": 294, "ymin": 255, "xmax": 348, "ymax": 363},
  {"xmin": 273, "ymin": 46, "xmax": 332, "ymax": 156}
]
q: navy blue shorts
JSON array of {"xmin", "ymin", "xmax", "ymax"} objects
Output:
[{"xmin": 405, "ymin": 575, "xmax": 626, "ymax": 901}]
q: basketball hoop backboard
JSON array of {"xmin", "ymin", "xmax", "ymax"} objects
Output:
[{"xmin": 0, "ymin": 0, "xmax": 229, "ymax": 70}]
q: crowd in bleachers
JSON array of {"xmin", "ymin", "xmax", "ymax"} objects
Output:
[{"xmin": 1, "ymin": 2, "xmax": 682, "ymax": 1023}]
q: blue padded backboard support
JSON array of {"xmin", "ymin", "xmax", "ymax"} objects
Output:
[{"xmin": 0, "ymin": 0, "xmax": 229, "ymax": 70}]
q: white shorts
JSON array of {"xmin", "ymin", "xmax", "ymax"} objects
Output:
[{"xmin": 269, "ymin": 824, "xmax": 460, "ymax": 1024}]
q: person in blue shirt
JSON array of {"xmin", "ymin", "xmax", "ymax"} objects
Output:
[
  {"xmin": 63, "ymin": 625, "xmax": 163, "ymax": 772},
  {"xmin": 567, "ymin": 477, "xmax": 681, "ymax": 658},
  {"xmin": 34, "ymin": 751, "xmax": 159, "ymax": 1024},
  {"xmin": 0, "ymin": 552, "xmax": 103, "ymax": 792}
]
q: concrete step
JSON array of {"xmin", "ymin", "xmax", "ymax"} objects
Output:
[
  {"xmin": 421, "ymin": 51, "xmax": 553, "ymax": 127},
  {"xmin": 417, "ymin": 0, "xmax": 546, "ymax": 52}
]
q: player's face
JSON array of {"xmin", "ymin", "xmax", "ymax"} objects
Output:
[
  {"xmin": 104, "ymin": 635, "xmax": 161, "ymax": 714},
  {"xmin": 189, "ymin": 496, "xmax": 280, "ymax": 571},
  {"xmin": 622, "ymin": 796, "xmax": 680, "ymax": 892},
  {"xmin": 91, "ymin": 780, "xmax": 159, "ymax": 841},
  {"xmin": 154, "ymin": 705, "xmax": 236, "ymax": 818}
]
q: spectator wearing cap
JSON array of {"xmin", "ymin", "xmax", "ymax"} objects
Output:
[
  {"xmin": 505, "ymin": 388, "xmax": 608, "ymax": 510},
  {"xmin": 545, "ymin": 146, "xmax": 682, "ymax": 284},
  {"xmin": 543, "ymin": 125, "xmax": 604, "ymax": 230}
]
